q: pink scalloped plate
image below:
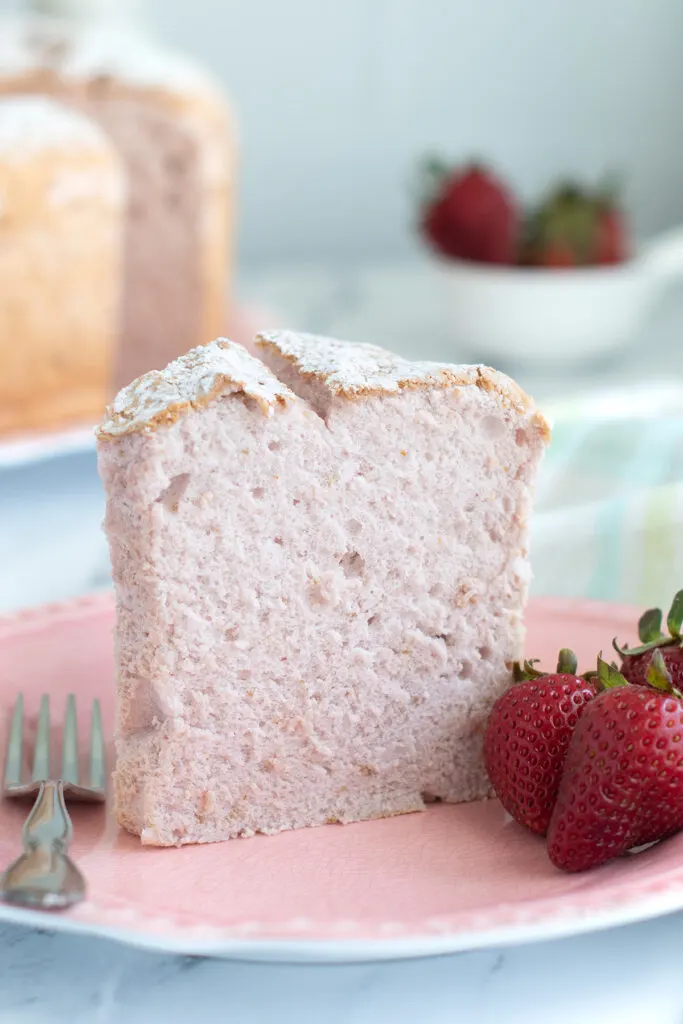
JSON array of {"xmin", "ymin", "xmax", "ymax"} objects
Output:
[{"xmin": 1, "ymin": 594, "xmax": 683, "ymax": 963}]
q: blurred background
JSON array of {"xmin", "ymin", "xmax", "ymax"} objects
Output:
[
  {"xmin": 2, "ymin": 0, "xmax": 683, "ymax": 613},
  {"xmin": 2, "ymin": 0, "xmax": 681, "ymax": 261},
  {"xmin": 144, "ymin": 0, "xmax": 683, "ymax": 261}
]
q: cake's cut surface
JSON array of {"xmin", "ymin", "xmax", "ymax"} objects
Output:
[{"xmin": 98, "ymin": 333, "xmax": 549, "ymax": 846}]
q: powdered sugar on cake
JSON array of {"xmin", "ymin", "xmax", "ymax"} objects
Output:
[
  {"xmin": 98, "ymin": 340, "xmax": 293, "ymax": 438},
  {"xmin": 256, "ymin": 329, "xmax": 534, "ymax": 412},
  {"xmin": 0, "ymin": 95, "xmax": 108, "ymax": 154},
  {"xmin": 0, "ymin": 15, "xmax": 218, "ymax": 97},
  {"xmin": 100, "ymin": 333, "xmax": 548, "ymax": 439}
]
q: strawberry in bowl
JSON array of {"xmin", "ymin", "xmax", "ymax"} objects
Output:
[
  {"xmin": 520, "ymin": 182, "xmax": 628, "ymax": 268},
  {"xmin": 417, "ymin": 157, "xmax": 683, "ymax": 366},
  {"xmin": 419, "ymin": 160, "xmax": 628, "ymax": 269},
  {"xmin": 420, "ymin": 162, "xmax": 520, "ymax": 264}
]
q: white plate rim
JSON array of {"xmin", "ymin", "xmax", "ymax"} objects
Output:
[
  {"xmin": 1, "ymin": 883, "xmax": 683, "ymax": 962},
  {"xmin": 0, "ymin": 425, "xmax": 95, "ymax": 469}
]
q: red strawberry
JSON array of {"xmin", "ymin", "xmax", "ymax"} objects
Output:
[
  {"xmin": 614, "ymin": 590, "xmax": 683, "ymax": 690},
  {"xmin": 534, "ymin": 241, "xmax": 576, "ymax": 269},
  {"xmin": 521, "ymin": 181, "xmax": 629, "ymax": 268},
  {"xmin": 483, "ymin": 650, "xmax": 596, "ymax": 836},
  {"xmin": 419, "ymin": 160, "xmax": 519, "ymax": 264},
  {"xmin": 521, "ymin": 184, "xmax": 596, "ymax": 268},
  {"xmin": 548, "ymin": 655, "xmax": 683, "ymax": 872},
  {"xmin": 593, "ymin": 201, "xmax": 628, "ymax": 265}
]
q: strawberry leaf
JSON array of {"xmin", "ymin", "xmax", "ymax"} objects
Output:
[
  {"xmin": 513, "ymin": 659, "xmax": 543, "ymax": 682},
  {"xmin": 667, "ymin": 590, "xmax": 683, "ymax": 639},
  {"xmin": 646, "ymin": 649, "xmax": 673, "ymax": 691},
  {"xmin": 612, "ymin": 635, "xmax": 677, "ymax": 658},
  {"xmin": 597, "ymin": 656, "xmax": 629, "ymax": 690},
  {"xmin": 415, "ymin": 155, "xmax": 452, "ymax": 206},
  {"xmin": 595, "ymin": 171, "xmax": 623, "ymax": 209},
  {"xmin": 638, "ymin": 607, "xmax": 663, "ymax": 644},
  {"xmin": 556, "ymin": 649, "xmax": 578, "ymax": 675}
]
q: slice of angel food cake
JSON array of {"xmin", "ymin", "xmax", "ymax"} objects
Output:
[{"xmin": 97, "ymin": 330, "xmax": 549, "ymax": 845}]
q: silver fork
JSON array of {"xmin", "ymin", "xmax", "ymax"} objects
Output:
[{"xmin": 1, "ymin": 694, "xmax": 106, "ymax": 910}]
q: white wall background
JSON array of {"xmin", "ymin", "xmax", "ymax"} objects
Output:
[{"xmin": 3, "ymin": 0, "xmax": 683, "ymax": 262}]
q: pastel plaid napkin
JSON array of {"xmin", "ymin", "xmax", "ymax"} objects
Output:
[{"xmin": 530, "ymin": 381, "xmax": 683, "ymax": 606}]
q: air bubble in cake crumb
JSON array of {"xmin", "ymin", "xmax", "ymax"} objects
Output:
[
  {"xmin": 339, "ymin": 551, "xmax": 365, "ymax": 578},
  {"xmin": 155, "ymin": 472, "xmax": 190, "ymax": 513}
]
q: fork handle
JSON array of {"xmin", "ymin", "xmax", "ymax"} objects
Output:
[
  {"xmin": 1, "ymin": 781, "xmax": 86, "ymax": 909},
  {"xmin": 23, "ymin": 780, "xmax": 73, "ymax": 849}
]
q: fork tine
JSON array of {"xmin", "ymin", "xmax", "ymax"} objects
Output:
[
  {"xmin": 89, "ymin": 699, "xmax": 105, "ymax": 792},
  {"xmin": 4, "ymin": 694, "xmax": 24, "ymax": 788},
  {"xmin": 61, "ymin": 694, "xmax": 79, "ymax": 786},
  {"xmin": 32, "ymin": 695, "xmax": 50, "ymax": 782}
]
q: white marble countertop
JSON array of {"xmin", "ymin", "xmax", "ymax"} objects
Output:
[
  {"xmin": 3, "ymin": 260, "xmax": 683, "ymax": 1023},
  {"xmin": 3, "ymin": 912, "xmax": 683, "ymax": 1024}
]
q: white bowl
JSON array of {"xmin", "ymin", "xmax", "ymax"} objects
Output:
[{"xmin": 436, "ymin": 227, "xmax": 683, "ymax": 364}]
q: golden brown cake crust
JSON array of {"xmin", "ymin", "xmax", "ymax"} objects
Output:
[
  {"xmin": 97, "ymin": 340, "xmax": 291, "ymax": 440},
  {"xmin": 0, "ymin": 96, "xmax": 123, "ymax": 437},
  {"xmin": 98, "ymin": 334, "xmax": 551, "ymax": 443},
  {"xmin": 258, "ymin": 330, "xmax": 551, "ymax": 439}
]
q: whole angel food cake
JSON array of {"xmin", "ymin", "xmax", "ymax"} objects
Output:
[
  {"xmin": 0, "ymin": 95, "xmax": 123, "ymax": 436},
  {"xmin": 0, "ymin": 9, "xmax": 234, "ymax": 393},
  {"xmin": 97, "ymin": 331, "xmax": 549, "ymax": 846}
]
